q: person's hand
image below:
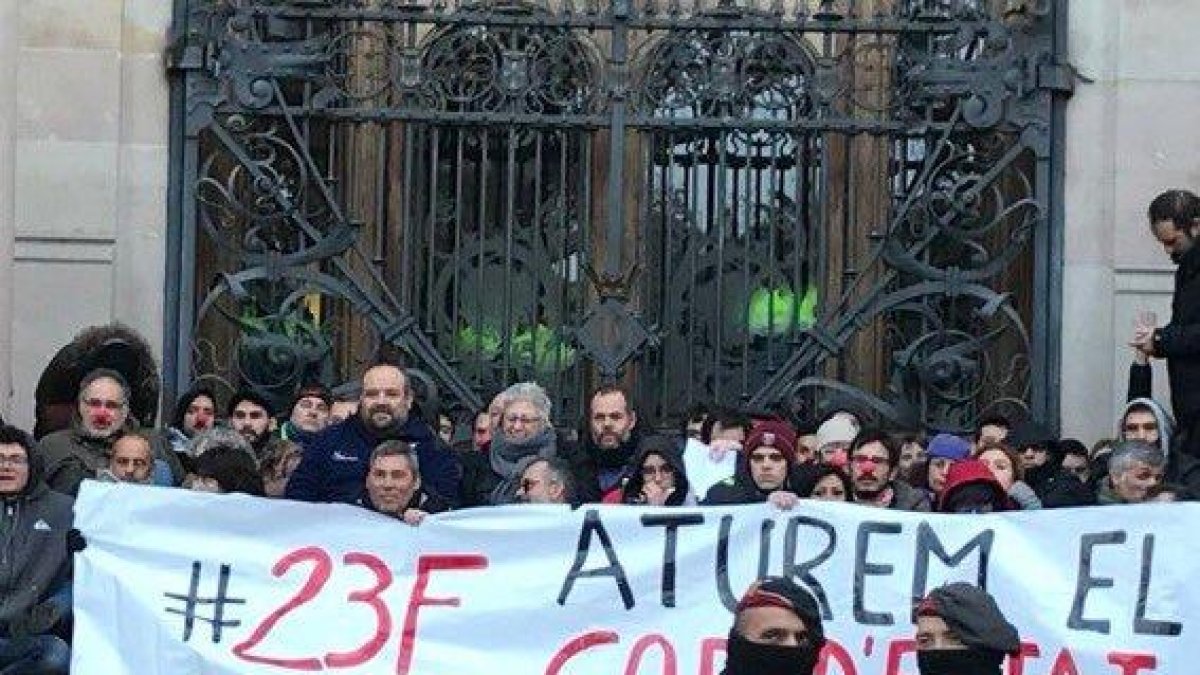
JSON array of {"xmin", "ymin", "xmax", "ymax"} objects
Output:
[
  {"xmin": 641, "ymin": 482, "xmax": 675, "ymax": 507},
  {"xmin": 708, "ymin": 439, "xmax": 741, "ymax": 461},
  {"xmin": 767, "ymin": 490, "xmax": 799, "ymax": 510},
  {"xmin": 402, "ymin": 509, "xmax": 428, "ymax": 526},
  {"xmin": 1131, "ymin": 311, "xmax": 1157, "ymax": 360},
  {"xmin": 1129, "ymin": 331, "xmax": 1156, "ymax": 360}
]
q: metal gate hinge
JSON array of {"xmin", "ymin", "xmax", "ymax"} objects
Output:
[
  {"xmin": 166, "ymin": 37, "xmax": 206, "ymax": 74},
  {"xmin": 1036, "ymin": 59, "xmax": 1085, "ymax": 95}
]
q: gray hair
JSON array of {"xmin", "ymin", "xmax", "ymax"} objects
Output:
[
  {"xmin": 186, "ymin": 427, "xmax": 259, "ymax": 468},
  {"xmin": 79, "ymin": 368, "xmax": 131, "ymax": 406},
  {"xmin": 369, "ymin": 440, "xmax": 420, "ymax": 474},
  {"xmin": 1108, "ymin": 440, "xmax": 1166, "ymax": 476},
  {"xmin": 527, "ymin": 456, "xmax": 575, "ymax": 504},
  {"xmin": 501, "ymin": 381, "xmax": 552, "ymax": 425}
]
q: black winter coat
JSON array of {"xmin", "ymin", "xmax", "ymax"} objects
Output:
[{"xmin": 1158, "ymin": 244, "xmax": 1200, "ymax": 422}]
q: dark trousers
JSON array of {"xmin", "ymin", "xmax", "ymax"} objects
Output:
[{"xmin": 0, "ymin": 635, "xmax": 70, "ymax": 675}]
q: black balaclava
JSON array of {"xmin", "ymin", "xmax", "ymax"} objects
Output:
[
  {"xmin": 917, "ymin": 648, "xmax": 1004, "ymax": 675},
  {"xmin": 725, "ymin": 632, "xmax": 819, "ymax": 675},
  {"xmin": 917, "ymin": 583, "xmax": 1019, "ymax": 675},
  {"xmin": 723, "ymin": 577, "xmax": 825, "ymax": 675}
]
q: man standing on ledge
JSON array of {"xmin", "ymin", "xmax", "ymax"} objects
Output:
[
  {"xmin": 286, "ymin": 363, "xmax": 459, "ymax": 505},
  {"xmin": 722, "ymin": 577, "xmax": 825, "ymax": 675},
  {"xmin": 1133, "ymin": 189, "xmax": 1200, "ymax": 459}
]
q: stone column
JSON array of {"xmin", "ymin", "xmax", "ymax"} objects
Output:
[
  {"xmin": 1060, "ymin": 0, "xmax": 1200, "ymax": 439},
  {"xmin": 0, "ymin": 0, "xmax": 16, "ymax": 417},
  {"xmin": 1059, "ymin": 0, "xmax": 1119, "ymax": 439}
]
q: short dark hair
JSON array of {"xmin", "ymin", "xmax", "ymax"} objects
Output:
[
  {"xmin": 227, "ymin": 390, "xmax": 274, "ymax": 418},
  {"xmin": 700, "ymin": 408, "xmax": 752, "ymax": 444},
  {"xmin": 528, "ymin": 456, "xmax": 575, "ymax": 504},
  {"xmin": 590, "ymin": 386, "xmax": 633, "ymax": 412},
  {"xmin": 1148, "ymin": 189, "xmax": 1200, "ymax": 230},
  {"xmin": 1058, "ymin": 438, "xmax": 1089, "ymax": 460},
  {"xmin": 974, "ymin": 414, "xmax": 1011, "ymax": 441},
  {"xmin": 807, "ymin": 465, "xmax": 853, "ymax": 501},
  {"xmin": 850, "ymin": 427, "xmax": 900, "ymax": 467},
  {"xmin": 0, "ymin": 424, "xmax": 34, "ymax": 453},
  {"xmin": 369, "ymin": 440, "xmax": 420, "ymax": 474}
]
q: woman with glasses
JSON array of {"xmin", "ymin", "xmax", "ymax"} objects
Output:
[
  {"xmin": 487, "ymin": 382, "xmax": 559, "ymax": 505},
  {"xmin": 618, "ymin": 439, "xmax": 695, "ymax": 507}
]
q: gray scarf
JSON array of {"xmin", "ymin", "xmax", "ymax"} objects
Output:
[{"xmin": 489, "ymin": 427, "xmax": 557, "ymax": 504}]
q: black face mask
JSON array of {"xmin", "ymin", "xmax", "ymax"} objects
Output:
[
  {"xmin": 724, "ymin": 632, "xmax": 820, "ymax": 675},
  {"xmin": 917, "ymin": 648, "xmax": 1004, "ymax": 675}
]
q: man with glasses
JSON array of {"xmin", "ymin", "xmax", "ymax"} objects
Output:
[
  {"xmin": 514, "ymin": 457, "xmax": 573, "ymax": 505},
  {"xmin": 0, "ymin": 424, "xmax": 73, "ymax": 675},
  {"xmin": 278, "ymin": 384, "xmax": 333, "ymax": 444},
  {"xmin": 38, "ymin": 368, "xmax": 180, "ymax": 495},
  {"xmin": 848, "ymin": 429, "xmax": 931, "ymax": 511},
  {"xmin": 721, "ymin": 577, "xmax": 825, "ymax": 675}
]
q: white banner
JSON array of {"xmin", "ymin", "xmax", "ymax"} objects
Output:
[{"xmin": 73, "ymin": 482, "xmax": 1198, "ymax": 675}]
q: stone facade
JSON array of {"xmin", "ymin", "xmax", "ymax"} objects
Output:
[
  {"xmin": 0, "ymin": 1, "xmax": 1197, "ymax": 440},
  {"xmin": 0, "ymin": 0, "xmax": 170, "ymax": 426},
  {"xmin": 1060, "ymin": 0, "xmax": 1200, "ymax": 440}
]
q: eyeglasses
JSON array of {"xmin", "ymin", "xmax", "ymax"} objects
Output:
[
  {"xmin": 0, "ymin": 455, "xmax": 28, "ymax": 468},
  {"xmin": 851, "ymin": 455, "xmax": 888, "ymax": 466},
  {"xmin": 641, "ymin": 464, "xmax": 674, "ymax": 478},
  {"xmin": 82, "ymin": 398, "xmax": 125, "ymax": 412},
  {"xmin": 295, "ymin": 399, "xmax": 330, "ymax": 413},
  {"xmin": 504, "ymin": 415, "xmax": 543, "ymax": 426}
]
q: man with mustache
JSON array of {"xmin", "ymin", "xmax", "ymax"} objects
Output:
[
  {"xmin": 38, "ymin": 369, "xmax": 180, "ymax": 495},
  {"xmin": 286, "ymin": 363, "xmax": 460, "ymax": 506},
  {"xmin": 562, "ymin": 386, "xmax": 644, "ymax": 503},
  {"xmin": 848, "ymin": 429, "xmax": 931, "ymax": 511},
  {"xmin": 226, "ymin": 391, "xmax": 275, "ymax": 456}
]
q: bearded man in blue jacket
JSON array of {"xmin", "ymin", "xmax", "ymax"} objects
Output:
[{"xmin": 286, "ymin": 364, "xmax": 460, "ymax": 506}]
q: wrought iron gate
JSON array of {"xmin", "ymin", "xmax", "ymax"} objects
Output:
[{"xmin": 165, "ymin": 0, "xmax": 1070, "ymax": 432}]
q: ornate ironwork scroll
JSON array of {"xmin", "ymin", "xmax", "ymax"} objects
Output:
[{"xmin": 167, "ymin": 0, "xmax": 1069, "ymax": 432}]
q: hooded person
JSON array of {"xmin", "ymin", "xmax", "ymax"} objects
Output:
[
  {"xmin": 915, "ymin": 583, "xmax": 1021, "ymax": 675},
  {"xmin": 162, "ymin": 386, "xmax": 218, "ymax": 457},
  {"xmin": 723, "ymin": 577, "xmax": 826, "ymax": 675},
  {"xmin": 278, "ymin": 384, "xmax": 334, "ymax": 445},
  {"xmin": 38, "ymin": 368, "xmax": 184, "ymax": 494},
  {"xmin": 1116, "ymin": 398, "xmax": 1200, "ymax": 498},
  {"xmin": 1117, "ymin": 398, "xmax": 1175, "ymax": 455},
  {"xmin": 937, "ymin": 460, "xmax": 1016, "ymax": 513},
  {"xmin": 702, "ymin": 421, "xmax": 805, "ymax": 506},
  {"xmin": 33, "ymin": 322, "xmax": 160, "ymax": 441},
  {"xmin": 617, "ymin": 439, "xmax": 696, "ymax": 506},
  {"xmin": 0, "ymin": 424, "xmax": 73, "ymax": 675}
]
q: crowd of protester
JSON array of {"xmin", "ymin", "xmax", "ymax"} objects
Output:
[
  {"xmin": 1, "ymin": 349, "xmax": 1193, "ymax": 673},
  {"xmin": 5, "ymin": 190, "xmax": 1200, "ymax": 673}
]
